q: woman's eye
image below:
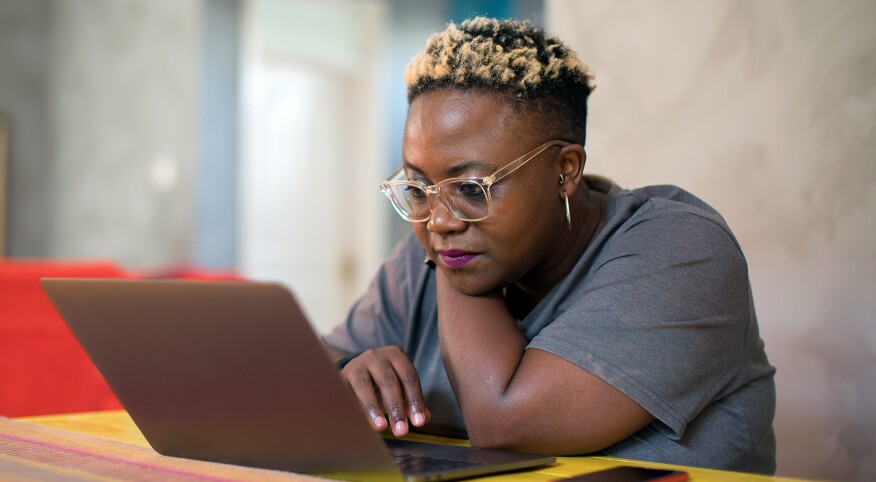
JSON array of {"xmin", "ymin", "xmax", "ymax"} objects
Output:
[
  {"xmin": 404, "ymin": 185, "xmax": 427, "ymax": 200},
  {"xmin": 457, "ymin": 182, "xmax": 485, "ymax": 199}
]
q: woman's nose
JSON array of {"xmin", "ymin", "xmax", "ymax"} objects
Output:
[{"xmin": 426, "ymin": 198, "xmax": 467, "ymax": 234}]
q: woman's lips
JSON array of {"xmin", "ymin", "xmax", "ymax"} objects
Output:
[{"xmin": 437, "ymin": 249, "xmax": 479, "ymax": 269}]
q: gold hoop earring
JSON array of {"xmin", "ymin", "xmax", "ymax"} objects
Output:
[{"xmin": 559, "ymin": 174, "xmax": 571, "ymax": 230}]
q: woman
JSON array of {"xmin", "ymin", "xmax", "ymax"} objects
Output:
[{"xmin": 324, "ymin": 17, "xmax": 776, "ymax": 474}]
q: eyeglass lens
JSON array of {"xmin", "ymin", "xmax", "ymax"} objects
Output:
[{"xmin": 391, "ymin": 180, "xmax": 489, "ymax": 221}]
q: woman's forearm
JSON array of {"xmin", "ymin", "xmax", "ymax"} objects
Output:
[{"xmin": 435, "ymin": 269, "xmax": 528, "ymax": 444}]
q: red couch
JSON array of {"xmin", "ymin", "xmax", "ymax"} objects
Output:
[
  {"xmin": 0, "ymin": 259, "xmax": 128, "ymax": 417},
  {"xmin": 0, "ymin": 259, "xmax": 245, "ymax": 417}
]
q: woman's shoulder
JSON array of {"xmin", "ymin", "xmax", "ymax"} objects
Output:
[
  {"xmin": 378, "ymin": 232, "xmax": 435, "ymax": 296},
  {"xmin": 598, "ymin": 178, "xmax": 740, "ymax": 250},
  {"xmin": 598, "ymin": 177, "xmax": 722, "ymax": 220}
]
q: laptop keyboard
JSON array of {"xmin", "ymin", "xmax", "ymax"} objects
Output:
[{"xmin": 392, "ymin": 453, "xmax": 485, "ymax": 474}]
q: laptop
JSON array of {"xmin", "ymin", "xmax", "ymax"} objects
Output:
[{"xmin": 40, "ymin": 278, "xmax": 555, "ymax": 482}]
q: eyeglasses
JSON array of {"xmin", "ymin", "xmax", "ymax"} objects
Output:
[{"xmin": 379, "ymin": 139, "xmax": 571, "ymax": 223}]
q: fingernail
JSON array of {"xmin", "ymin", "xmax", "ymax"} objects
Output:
[
  {"xmin": 394, "ymin": 420, "xmax": 407, "ymax": 436},
  {"xmin": 412, "ymin": 412, "xmax": 425, "ymax": 426},
  {"xmin": 374, "ymin": 416, "xmax": 387, "ymax": 430}
]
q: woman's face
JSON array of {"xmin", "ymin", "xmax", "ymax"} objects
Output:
[{"xmin": 403, "ymin": 89, "xmax": 569, "ymax": 295}]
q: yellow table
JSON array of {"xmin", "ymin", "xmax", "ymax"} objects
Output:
[{"xmin": 17, "ymin": 411, "xmax": 805, "ymax": 482}]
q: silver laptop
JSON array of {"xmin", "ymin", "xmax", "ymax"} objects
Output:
[{"xmin": 40, "ymin": 278, "xmax": 555, "ymax": 482}]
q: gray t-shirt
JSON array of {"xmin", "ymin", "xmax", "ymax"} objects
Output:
[{"xmin": 325, "ymin": 181, "xmax": 776, "ymax": 474}]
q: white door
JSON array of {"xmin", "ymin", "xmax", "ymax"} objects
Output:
[{"xmin": 239, "ymin": 0, "xmax": 386, "ymax": 334}]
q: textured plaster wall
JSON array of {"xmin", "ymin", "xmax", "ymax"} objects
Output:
[
  {"xmin": 547, "ymin": 1, "xmax": 876, "ymax": 479},
  {"xmin": 0, "ymin": 0, "xmax": 199, "ymax": 268},
  {"xmin": 0, "ymin": 0, "xmax": 53, "ymax": 257},
  {"xmin": 48, "ymin": 1, "xmax": 199, "ymax": 268}
]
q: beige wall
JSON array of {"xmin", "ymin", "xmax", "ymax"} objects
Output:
[{"xmin": 547, "ymin": 1, "xmax": 876, "ymax": 479}]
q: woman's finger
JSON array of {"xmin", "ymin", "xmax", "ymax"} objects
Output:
[
  {"xmin": 344, "ymin": 362, "xmax": 388, "ymax": 431},
  {"xmin": 370, "ymin": 358, "xmax": 410, "ymax": 436},
  {"xmin": 388, "ymin": 352, "xmax": 428, "ymax": 428}
]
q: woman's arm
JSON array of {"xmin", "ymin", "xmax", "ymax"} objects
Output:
[
  {"xmin": 325, "ymin": 235, "xmax": 435, "ymax": 438},
  {"xmin": 435, "ymin": 269, "xmax": 654, "ymax": 454}
]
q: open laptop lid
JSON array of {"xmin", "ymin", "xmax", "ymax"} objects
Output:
[{"xmin": 41, "ymin": 278, "xmax": 402, "ymax": 482}]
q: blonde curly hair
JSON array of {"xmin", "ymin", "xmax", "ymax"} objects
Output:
[{"xmin": 405, "ymin": 17, "xmax": 595, "ymax": 144}]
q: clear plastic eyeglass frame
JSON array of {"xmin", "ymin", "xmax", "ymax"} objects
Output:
[{"xmin": 379, "ymin": 139, "xmax": 571, "ymax": 223}]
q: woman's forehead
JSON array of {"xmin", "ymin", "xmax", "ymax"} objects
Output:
[
  {"xmin": 403, "ymin": 90, "xmax": 534, "ymax": 171},
  {"xmin": 405, "ymin": 90, "xmax": 521, "ymax": 140}
]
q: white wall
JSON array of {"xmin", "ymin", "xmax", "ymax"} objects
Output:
[{"xmin": 547, "ymin": 1, "xmax": 876, "ymax": 479}]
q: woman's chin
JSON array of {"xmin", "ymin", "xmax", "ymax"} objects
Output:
[{"xmin": 444, "ymin": 270, "xmax": 502, "ymax": 296}]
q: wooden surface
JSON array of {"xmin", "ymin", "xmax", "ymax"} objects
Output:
[
  {"xmin": 18, "ymin": 411, "xmax": 809, "ymax": 482},
  {"xmin": 1, "ymin": 415, "xmax": 320, "ymax": 481}
]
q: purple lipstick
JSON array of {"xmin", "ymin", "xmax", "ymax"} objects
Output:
[{"xmin": 438, "ymin": 249, "xmax": 479, "ymax": 269}]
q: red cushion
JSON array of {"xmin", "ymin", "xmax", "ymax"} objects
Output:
[
  {"xmin": 0, "ymin": 259, "xmax": 128, "ymax": 417},
  {"xmin": 146, "ymin": 265, "xmax": 243, "ymax": 281}
]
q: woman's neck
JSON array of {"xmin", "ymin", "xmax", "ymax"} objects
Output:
[{"xmin": 512, "ymin": 187, "xmax": 607, "ymax": 308}]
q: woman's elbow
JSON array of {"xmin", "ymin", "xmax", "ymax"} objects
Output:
[{"xmin": 465, "ymin": 416, "xmax": 628, "ymax": 455}]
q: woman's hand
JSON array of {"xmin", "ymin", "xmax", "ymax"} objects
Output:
[{"xmin": 339, "ymin": 346, "xmax": 431, "ymax": 436}]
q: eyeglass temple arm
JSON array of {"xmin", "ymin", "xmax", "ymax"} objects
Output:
[
  {"xmin": 482, "ymin": 140, "xmax": 571, "ymax": 184},
  {"xmin": 379, "ymin": 140, "xmax": 573, "ymax": 188}
]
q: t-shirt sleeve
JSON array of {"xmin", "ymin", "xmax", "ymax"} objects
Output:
[
  {"xmin": 528, "ymin": 205, "xmax": 751, "ymax": 439},
  {"xmin": 323, "ymin": 234, "xmax": 424, "ymax": 353}
]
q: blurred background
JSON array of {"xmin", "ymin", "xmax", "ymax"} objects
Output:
[{"xmin": 0, "ymin": 0, "xmax": 873, "ymax": 479}]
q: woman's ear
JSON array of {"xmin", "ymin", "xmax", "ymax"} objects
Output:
[{"xmin": 557, "ymin": 144, "xmax": 587, "ymax": 198}]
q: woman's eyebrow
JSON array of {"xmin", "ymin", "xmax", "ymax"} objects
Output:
[
  {"xmin": 402, "ymin": 160, "xmax": 497, "ymax": 178},
  {"xmin": 402, "ymin": 162, "xmax": 425, "ymax": 175},
  {"xmin": 447, "ymin": 160, "xmax": 497, "ymax": 177}
]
